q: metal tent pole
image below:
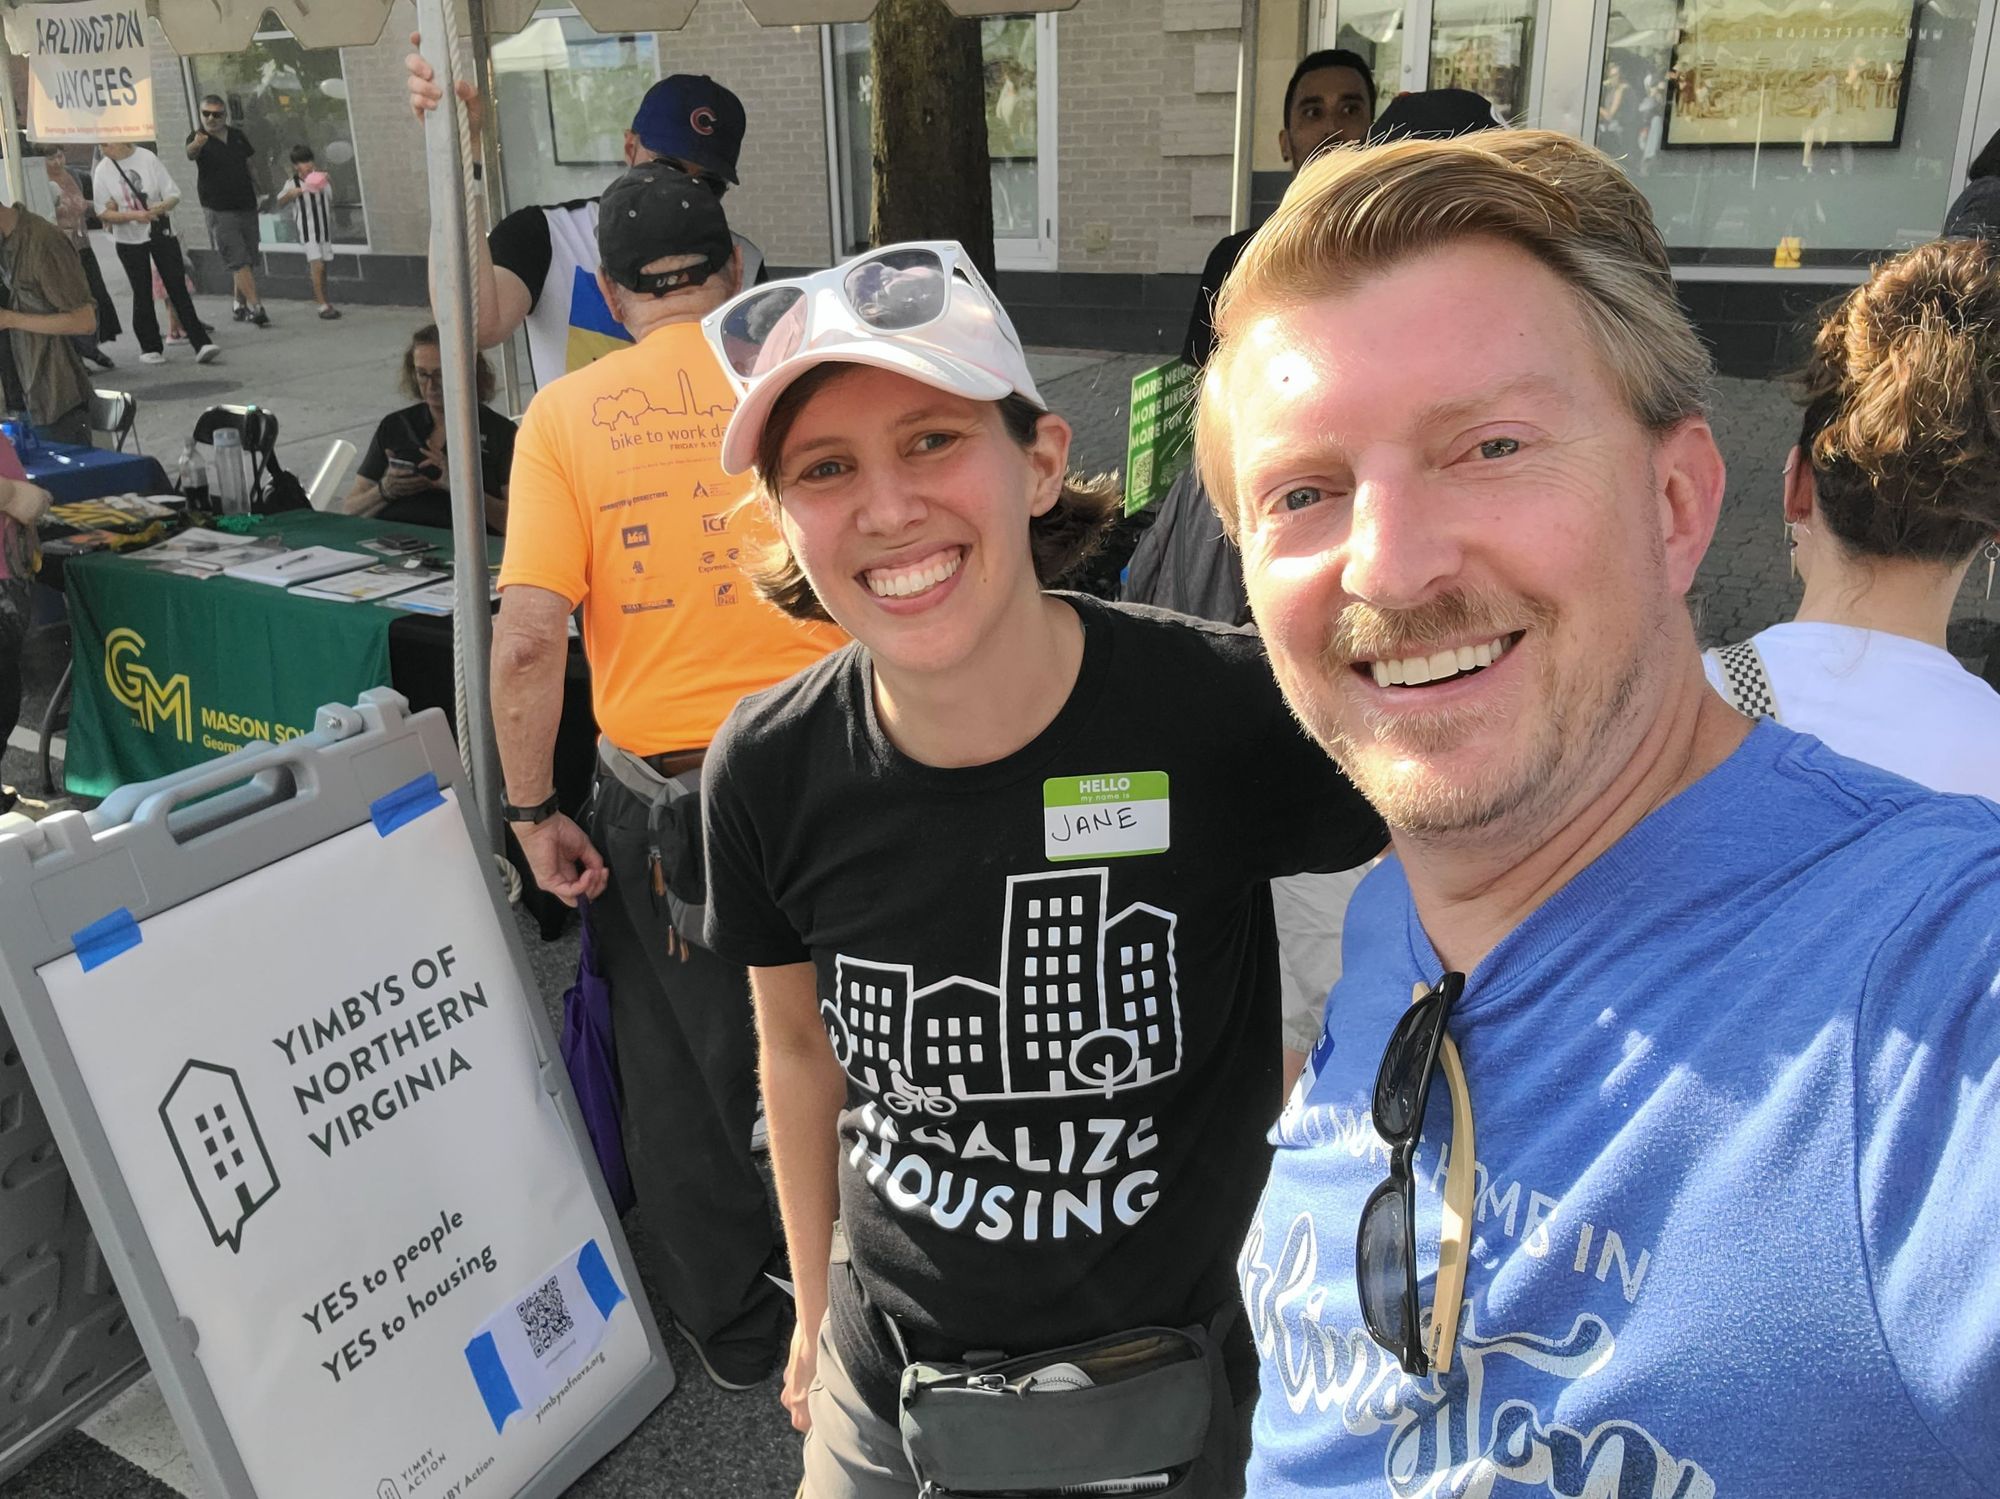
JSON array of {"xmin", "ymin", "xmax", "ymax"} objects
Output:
[
  {"xmin": 465, "ymin": 0, "xmax": 525, "ymax": 418},
  {"xmin": 417, "ymin": 0, "xmax": 503, "ymax": 848},
  {"xmin": 1229, "ymin": 0, "xmax": 1261, "ymax": 234}
]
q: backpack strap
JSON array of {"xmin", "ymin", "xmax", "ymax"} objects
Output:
[{"xmin": 1707, "ymin": 638, "xmax": 1781, "ymax": 722}]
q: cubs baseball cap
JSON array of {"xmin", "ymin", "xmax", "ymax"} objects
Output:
[
  {"xmin": 597, "ymin": 164, "xmax": 735, "ymax": 294},
  {"xmin": 703, "ymin": 242, "xmax": 1045, "ymax": 476},
  {"xmin": 630, "ymin": 75, "xmax": 747, "ymax": 186},
  {"xmin": 1365, "ymin": 88, "xmax": 1508, "ymax": 145}
]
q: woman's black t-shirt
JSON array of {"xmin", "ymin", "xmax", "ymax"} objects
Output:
[
  {"xmin": 355, "ymin": 401, "xmax": 516, "ymax": 532},
  {"xmin": 702, "ymin": 596, "xmax": 1385, "ymax": 1416}
]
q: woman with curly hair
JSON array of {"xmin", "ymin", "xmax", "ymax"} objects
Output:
[
  {"xmin": 1704, "ymin": 236, "xmax": 2000, "ymax": 796},
  {"xmin": 343, "ymin": 323, "xmax": 515, "ymax": 532}
]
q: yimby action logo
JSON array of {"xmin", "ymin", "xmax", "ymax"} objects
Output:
[{"xmin": 104, "ymin": 627, "xmax": 192, "ymax": 743}]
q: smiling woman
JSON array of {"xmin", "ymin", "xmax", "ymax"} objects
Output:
[{"xmin": 693, "ymin": 242, "xmax": 1385, "ymax": 1499}]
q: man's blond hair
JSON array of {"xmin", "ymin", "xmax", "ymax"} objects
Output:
[{"xmin": 1195, "ymin": 130, "xmax": 1711, "ymax": 534}]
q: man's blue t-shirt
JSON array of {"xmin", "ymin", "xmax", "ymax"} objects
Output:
[{"xmin": 1241, "ymin": 723, "xmax": 2000, "ymax": 1497}]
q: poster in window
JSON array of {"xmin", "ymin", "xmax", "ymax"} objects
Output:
[
  {"xmin": 548, "ymin": 32, "xmax": 658, "ymax": 165},
  {"xmin": 1429, "ymin": 20, "xmax": 1528, "ymax": 123},
  {"xmin": 1662, "ymin": 0, "xmax": 1919, "ymax": 148}
]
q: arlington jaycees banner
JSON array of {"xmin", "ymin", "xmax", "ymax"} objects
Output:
[{"xmin": 6, "ymin": 3, "xmax": 155, "ymax": 142}]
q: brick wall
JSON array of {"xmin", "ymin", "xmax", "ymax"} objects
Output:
[{"xmin": 1056, "ymin": 0, "xmax": 1238, "ymax": 276}]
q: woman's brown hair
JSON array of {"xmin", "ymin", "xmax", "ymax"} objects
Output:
[
  {"xmin": 744, "ymin": 362, "xmax": 1122, "ymax": 623},
  {"xmin": 401, "ymin": 322, "xmax": 496, "ymax": 405},
  {"xmin": 1798, "ymin": 237, "xmax": 2000, "ymax": 565}
]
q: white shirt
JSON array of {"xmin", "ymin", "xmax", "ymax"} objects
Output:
[
  {"xmin": 92, "ymin": 147, "xmax": 178, "ymax": 247},
  {"xmin": 1704, "ymin": 621, "xmax": 2000, "ymax": 799},
  {"xmin": 494, "ymin": 197, "xmax": 763, "ymax": 391}
]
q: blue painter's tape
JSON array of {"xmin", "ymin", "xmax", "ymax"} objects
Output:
[
  {"xmin": 464, "ymin": 1331, "xmax": 521, "ymax": 1433},
  {"xmin": 370, "ymin": 773, "xmax": 445, "ymax": 837},
  {"xmin": 73, "ymin": 909, "xmax": 141, "ymax": 972},
  {"xmin": 577, "ymin": 1238, "xmax": 626, "ymax": 1322}
]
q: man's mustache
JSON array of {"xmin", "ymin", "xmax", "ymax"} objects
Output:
[{"xmin": 1317, "ymin": 589, "xmax": 1550, "ymax": 667}]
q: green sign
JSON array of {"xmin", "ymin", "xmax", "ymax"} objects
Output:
[
  {"xmin": 63, "ymin": 513, "xmax": 486, "ymax": 798},
  {"xmin": 1123, "ymin": 357, "xmax": 1200, "ymax": 516}
]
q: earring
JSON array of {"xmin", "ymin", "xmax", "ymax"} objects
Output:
[
  {"xmin": 1786, "ymin": 520, "xmax": 1804, "ymax": 582},
  {"xmin": 1985, "ymin": 540, "xmax": 1999, "ymax": 603}
]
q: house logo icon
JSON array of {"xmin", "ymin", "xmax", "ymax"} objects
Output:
[{"xmin": 159, "ymin": 1061, "xmax": 278, "ymax": 1253}]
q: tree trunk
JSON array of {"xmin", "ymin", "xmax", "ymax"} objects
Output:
[{"xmin": 869, "ymin": 0, "xmax": 996, "ymax": 286}]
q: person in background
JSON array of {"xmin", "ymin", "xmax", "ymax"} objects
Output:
[
  {"xmin": 1364, "ymin": 86, "xmax": 1506, "ymax": 145},
  {"xmin": 0, "ymin": 430, "xmax": 52, "ymax": 815},
  {"xmin": 1704, "ymin": 236, "xmax": 2000, "ymax": 798},
  {"xmin": 275, "ymin": 145, "xmax": 341, "ymax": 321},
  {"xmin": 1180, "ymin": 49, "xmax": 1376, "ymax": 369},
  {"xmin": 93, "ymin": 139, "xmax": 218, "ymax": 366},
  {"xmin": 1944, "ymin": 127, "xmax": 2000, "ymax": 240},
  {"xmin": 493, "ymin": 164, "xmax": 838, "ymax": 1393},
  {"xmin": 42, "ymin": 149, "xmax": 118, "ymax": 370},
  {"xmin": 185, "ymin": 94, "xmax": 269, "ymax": 327},
  {"xmin": 344, "ymin": 323, "xmax": 514, "ymax": 533},
  {"xmin": 405, "ymin": 41, "xmax": 766, "ymax": 387},
  {"xmin": 0, "ymin": 195, "xmax": 99, "ymax": 445}
]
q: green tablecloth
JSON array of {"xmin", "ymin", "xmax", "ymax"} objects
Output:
[{"xmin": 64, "ymin": 512, "xmax": 499, "ymax": 797}]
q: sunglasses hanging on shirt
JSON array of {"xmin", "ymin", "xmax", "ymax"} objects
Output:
[{"xmin": 1356, "ymin": 972, "xmax": 1476, "ymax": 1377}]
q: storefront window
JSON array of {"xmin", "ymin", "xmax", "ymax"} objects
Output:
[
  {"xmin": 184, "ymin": 28, "xmax": 366, "ymax": 246},
  {"xmin": 1430, "ymin": 0, "xmax": 1535, "ymax": 121},
  {"xmin": 492, "ymin": 14, "xmax": 661, "ymax": 212},
  {"xmin": 1332, "ymin": 0, "xmax": 1404, "ymax": 107},
  {"xmin": 1595, "ymin": 0, "xmax": 1976, "ymax": 264},
  {"xmin": 829, "ymin": 15, "xmax": 1055, "ymax": 264}
]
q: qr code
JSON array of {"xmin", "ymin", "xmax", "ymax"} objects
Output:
[
  {"xmin": 1132, "ymin": 449, "xmax": 1154, "ymax": 497},
  {"xmin": 516, "ymin": 1275, "xmax": 575, "ymax": 1359}
]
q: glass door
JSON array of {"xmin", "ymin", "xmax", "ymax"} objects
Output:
[{"xmin": 1320, "ymin": 0, "xmax": 1548, "ymax": 124}]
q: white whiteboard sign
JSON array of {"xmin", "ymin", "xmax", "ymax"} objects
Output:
[
  {"xmin": 38, "ymin": 789, "xmax": 650, "ymax": 1499},
  {"xmin": 7, "ymin": 3, "xmax": 156, "ymax": 143}
]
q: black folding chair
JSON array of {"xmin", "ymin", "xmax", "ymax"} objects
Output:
[{"xmin": 89, "ymin": 389, "xmax": 140, "ymax": 453}]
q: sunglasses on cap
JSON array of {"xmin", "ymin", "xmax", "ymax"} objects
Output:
[
  {"xmin": 1356, "ymin": 972, "xmax": 1476, "ymax": 1377},
  {"xmin": 703, "ymin": 242, "xmax": 1017, "ymax": 386}
]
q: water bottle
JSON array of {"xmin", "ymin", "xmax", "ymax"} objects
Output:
[{"xmin": 212, "ymin": 428, "xmax": 249, "ymax": 514}]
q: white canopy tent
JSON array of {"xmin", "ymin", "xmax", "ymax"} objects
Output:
[{"xmin": 4, "ymin": 0, "xmax": 1261, "ymax": 845}]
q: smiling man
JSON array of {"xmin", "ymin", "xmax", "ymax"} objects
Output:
[{"xmin": 1200, "ymin": 131, "xmax": 2000, "ymax": 1495}]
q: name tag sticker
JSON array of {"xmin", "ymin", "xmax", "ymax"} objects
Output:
[{"xmin": 1043, "ymin": 772, "xmax": 1170, "ymax": 862}]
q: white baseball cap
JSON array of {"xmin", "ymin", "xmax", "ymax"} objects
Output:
[{"xmin": 702, "ymin": 241, "xmax": 1045, "ymax": 475}]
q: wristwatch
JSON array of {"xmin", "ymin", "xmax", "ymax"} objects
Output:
[{"xmin": 501, "ymin": 791, "xmax": 559, "ymax": 825}]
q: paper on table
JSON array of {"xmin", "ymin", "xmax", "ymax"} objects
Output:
[
  {"xmin": 222, "ymin": 547, "xmax": 375, "ymax": 588},
  {"xmin": 290, "ymin": 564, "xmax": 447, "ymax": 603},
  {"xmin": 384, "ymin": 576, "xmax": 500, "ymax": 615}
]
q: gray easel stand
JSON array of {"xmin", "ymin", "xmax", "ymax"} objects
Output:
[{"xmin": 0, "ymin": 690, "xmax": 675, "ymax": 1496}]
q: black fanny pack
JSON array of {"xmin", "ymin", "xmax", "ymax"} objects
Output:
[{"xmin": 895, "ymin": 1321, "xmax": 1229, "ymax": 1497}]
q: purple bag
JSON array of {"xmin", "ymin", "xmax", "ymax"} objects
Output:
[{"xmin": 559, "ymin": 895, "xmax": 635, "ymax": 1215}]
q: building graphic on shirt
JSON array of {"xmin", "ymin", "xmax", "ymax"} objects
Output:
[
  {"xmin": 828, "ymin": 867, "xmax": 1182, "ymax": 1107},
  {"xmin": 589, "ymin": 372, "xmax": 735, "ymax": 432}
]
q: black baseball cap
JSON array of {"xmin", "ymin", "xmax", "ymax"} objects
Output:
[
  {"xmin": 631, "ymin": 75, "xmax": 747, "ymax": 186},
  {"xmin": 1366, "ymin": 89, "xmax": 1508, "ymax": 145},
  {"xmin": 597, "ymin": 164, "xmax": 735, "ymax": 295}
]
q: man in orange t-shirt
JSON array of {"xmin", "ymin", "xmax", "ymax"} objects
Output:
[{"xmin": 492, "ymin": 164, "xmax": 841, "ymax": 1391}]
